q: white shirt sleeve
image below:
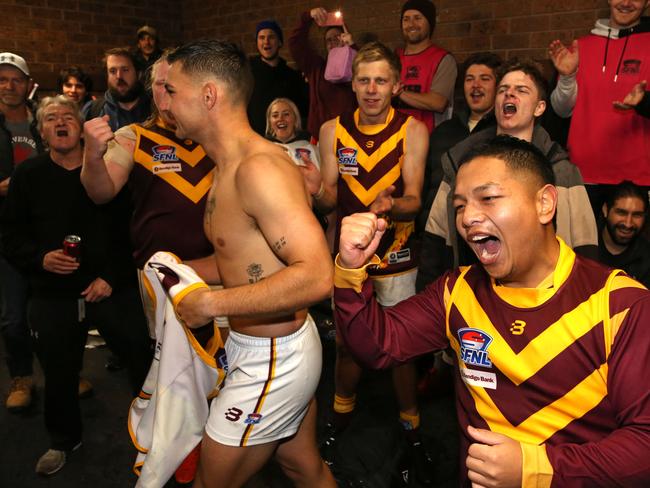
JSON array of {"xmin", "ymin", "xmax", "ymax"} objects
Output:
[{"xmin": 550, "ymin": 73, "xmax": 578, "ymax": 118}]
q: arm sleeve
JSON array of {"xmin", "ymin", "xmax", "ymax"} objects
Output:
[
  {"xmin": 565, "ymin": 167, "xmax": 598, "ymax": 256},
  {"xmin": 429, "ymin": 54, "xmax": 457, "ymax": 106},
  {"xmin": 0, "ymin": 167, "xmax": 43, "ymax": 271},
  {"xmin": 544, "ymin": 294, "xmax": 650, "ymax": 486},
  {"xmin": 334, "ymin": 256, "xmax": 450, "ymax": 369},
  {"xmin": 288, "ymin": 11, "xmax": 323, "ymax": 74},
  {"xmin": 634, "ymin": 91, "xmax": 650, "ymax": 118},
  {"xmin": 550, "ymin": 74, "xmax": 578, "ymax": 118}
]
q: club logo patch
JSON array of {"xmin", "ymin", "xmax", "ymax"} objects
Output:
[
  {"xmin": 338, "ymin": 147, "xmax": 359, "ymax": 175},
  {"xmin": 244, "ymin": 413, "xmax": 263, "ymax": 425},
  {"xmin": 152, "ymin": 144, "xmax": 179, "ymax": 162},
  {"xmin": 621, "ymin": 59, "xmax": 641, "ymax": 75},
  {"xmin": 457, "ymin": 328, "xmax": 493, "ymax": 367},
  {"xmin": 337, "ymin": 147, "xmax": 357, "ymax": 165}
]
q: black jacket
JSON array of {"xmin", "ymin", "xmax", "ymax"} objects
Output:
[{"xmin": 247, "ymin": 55, "xmax": 309, "ymax": 136}]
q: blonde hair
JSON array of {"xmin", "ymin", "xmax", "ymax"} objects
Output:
[
  {"xmin": 352, "ymin": 41, "xmax": 401, "ymax": 82},
  {"xmin": 265, "ymin": 97, "xmax": 302, "ymax": 139},
  {"xmin": 36, "ymin": 95, "xmax": 82, "ymax": 132}
]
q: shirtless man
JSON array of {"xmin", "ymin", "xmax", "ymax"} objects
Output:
[{"xmin": 162, "ymin": 40, "xmax": 335, "ymax": 488}]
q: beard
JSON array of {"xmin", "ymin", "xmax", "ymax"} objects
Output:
[
  {"xmin": 109, "ymin": 80, "xmax": 144, "ymax": 104},
  {"xmin": 606, "ymin": 220, "xmax": 639, "ymax": 247}
]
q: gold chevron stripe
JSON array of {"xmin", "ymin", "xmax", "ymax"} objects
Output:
[
  {"xmin": 451, "ymin": 276, "xmax": 608, "ymax": 385},
  {"xmin": 341, "ymin": 162, "xmax": 403, "ymax": 206},
  {"xmin": 135, "ymin": 127, "xmax": 207, "ymax": 166},
  {"xmin": 335, "ymin": 121, "xmax": 408, "ymax": 173},
  {"xmin": 465, "ymin": 362, "xmax": 608, "ymax": 444}
]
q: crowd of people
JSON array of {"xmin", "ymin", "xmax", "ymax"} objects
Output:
[{"xmin": 1, "ymin": 0, "xmax": 649, "ymax": 486}]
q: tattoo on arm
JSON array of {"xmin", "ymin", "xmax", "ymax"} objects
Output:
[
  {"xmin": 247, "ymin": 263, "xmax": 264, "ymax": 283},
  {"xmin": 272, "ymin": 236, "xmax": 287, "ymax": 253}
]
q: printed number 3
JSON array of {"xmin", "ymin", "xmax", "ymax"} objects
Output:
[{"xmin": 225, "ymin": 407, "xmax": 243, "ymax": 422}]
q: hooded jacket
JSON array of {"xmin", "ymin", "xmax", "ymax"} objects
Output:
[
  {"xmin": 417, "ymin": 125, "xmax": 598, "ymax": 291},
  {"xmin": 550, "ymin": 17, "xmax": 650, "ymax": 185},
  {"xmin": 82, "ymin": 89, "xmax": 151, "ymax": 133}
]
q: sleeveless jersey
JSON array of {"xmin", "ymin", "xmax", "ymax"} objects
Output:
[
  {"xmin": 334, "ymin": 108, "xmax": 417, "ymax": 276},
  {"xmin": 130, "ymin": 121, "xmax": 214, "ymax": 267},
  {"xmin": 396, "ymin": 44, "xmax": 448, "ymax": 133}
]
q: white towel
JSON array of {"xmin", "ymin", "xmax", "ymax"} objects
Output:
[{"xmin": 128, "ymin": 251, "xmax": 227, "ymax": 487}]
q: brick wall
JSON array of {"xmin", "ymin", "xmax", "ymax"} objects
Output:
[
  {"xmin": 0, "ymin": 0, "xmax": 183, "ymax": 92},
  {"xmin": 0, "ymin": 0, "xmax": 638, "ymax": 93},
  {"xmin": 181, "ymin": 0, "xmax": 615, "ymax": 66}
]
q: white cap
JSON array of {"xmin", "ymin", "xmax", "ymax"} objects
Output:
[{"xmin": 0, "ymin": 52, "xmax": 30, "ymax": 77}]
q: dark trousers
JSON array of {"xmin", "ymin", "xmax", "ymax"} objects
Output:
[
  {"xmin": 29, "ymin": 286, "xmax": 152, "ymax": 451},
  {"xmin": 0, "ymin": 255, "xmax": 33, "ymax": 378}
]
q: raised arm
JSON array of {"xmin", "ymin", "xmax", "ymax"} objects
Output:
[
  {"xmin": 81, "ymin": 116, "xmax": 132, "ymax": 204},
  {"xmin": 288, "ymin": 9, "xmax": 324, "ymax": 74},
  {"xmin": 548, "ymin": 39, "xmax": 579, "ymax": 117},
  {"xmin": 333, "ymin": 212, "xmax": 450, "ymax": 368}
]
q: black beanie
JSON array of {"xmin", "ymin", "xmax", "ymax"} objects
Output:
[{"xmin": 400, "ymin": 0, "xmax": 436, "ymax": 34}]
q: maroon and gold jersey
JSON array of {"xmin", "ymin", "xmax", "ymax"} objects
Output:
[
  {"xmin": 334, "ymin": 107, "xmax": 417, "ymax": 276},
  {"xmin": 334, "ymin": 238, "xmax": 650, "ymax": 486},
  {"xmin": 129, "ymin": 121, "xmax": 214, "ymax": 267}
]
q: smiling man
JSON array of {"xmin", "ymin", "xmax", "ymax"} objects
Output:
[
  {"xmin": 313, "ymin": 42, "xmax": 433, "ymax": 485},
  {"xmin": 334, "ymin": 134, "xmax": 650, "ymax": 487},
  {"xmin": 598, "ymin": 180, "xmax": 650, "ymax": 287},
  {"xmin": 247, "ymin": 20, "xmax": 308, "ymax": 136},
  {"xmin": 396, "ymin": 0, "xmax": 457, "ymax": 134},
  {"xmin": 418, "ymin": 59, "xmax": 598, "ymax": 289}
]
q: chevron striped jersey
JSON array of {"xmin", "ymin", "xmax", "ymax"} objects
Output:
[
  {"xmin": 334, "ymin": 238, "xmax": 650, "ymax": 486},
  {"xmin": 126, "ymin": 120, "xmax": 214, "ymax": 267},
  {"xmin": 334, "ymin": 107, "xmax": 418, "ymax": 276}
]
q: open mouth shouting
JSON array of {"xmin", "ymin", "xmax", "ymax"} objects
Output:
[
  {"xmin": 502, "ymin": 102, "xmax": 517, "ymax": 116},
  {"xmin": 468, "ymin": 232, "xmax": 501, "ymax": 265},
  {"xmin": 55, "ymin": 128, "xmax": 69, "ymax": 137}
]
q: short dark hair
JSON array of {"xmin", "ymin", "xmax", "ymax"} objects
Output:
[
  {"xmin": 167, "ymin": 39, "xmax": 253, "ymax": 106},
  {"xmin": 57, "ymin": 66, "xmax": 93, "ymax": 93},
  {"xmin": 461, "ymin": 52, "xmax": 503, "ymax": 79},
  {"xmin": 103, "ymin": 47, "xmax": 138, "ymax": 73},
  {"xmin": 459, "ymin": 134, "xmax": 555, "ymax": 187},
  {"xmin": 352, "ymin": 41, "xmax": 402, "ymax": 82},
  {"xmin": 605, "ymin": 180, "xmax": 649, "ymax": 213},
  {"xmin": 496, "ymin": 58, "xmax": 548, "ymax": 101}
]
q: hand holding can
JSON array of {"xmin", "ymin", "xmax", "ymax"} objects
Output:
[{"xmin": 63, "ymin": 235, "xmax": 81, "ymax": 262}]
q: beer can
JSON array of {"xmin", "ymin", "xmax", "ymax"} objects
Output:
[{"xmin": 63, "ymin": 235, "xmax": 81, "ymax": 260}]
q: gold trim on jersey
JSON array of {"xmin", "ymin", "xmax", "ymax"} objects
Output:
[
  {"xmin": 490, "ymin": 238, "xmax": 574, "ymax": 308},
  {"xmin": 353, "ymin": 106, "xmax": 396, "ymax": 135},
  {"xmin": 133, "ymin": 125, "xmax": 214, "ymax": 204},
  {"xmin": 335, "ymin": 110, "xmax": 409, "ymax": 207},
  {"xmin": 445, "ymin": 240, "xmax": 626, "ymax": 444}
]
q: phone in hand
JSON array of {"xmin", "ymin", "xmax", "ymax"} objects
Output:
[{"xmin": 325, "ymin": 10, "xmax": 343, "ymax": 26}]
